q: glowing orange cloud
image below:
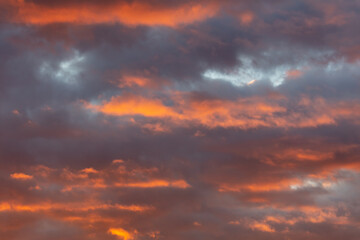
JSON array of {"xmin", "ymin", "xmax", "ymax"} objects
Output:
[
  {"xmin": 10, "ymin": 172, "xmax": 33, "ymax": 180},
  {"xmin": 288, "ymin": 149, "xmax": 332, "ymax": 161},
  {"xmin": 229, "ymin": 219, "xmax": 275, "ymax": 232},
  {"xmin": 250, "ymin": 221, "xmax": 275, "ymax": 232},
  {"xmin": 0, "ymin": 202, "xmax": 152, "ymax": 213},
  {"xmin": 80, "ymin": 167, "xmax": 99, "ymax": 174},
  {"xmin": 10, "ymin": 0, "xmax": 219, "ymax": 26},
  {"xmin": 85, "ymin": 94, "xmax": 289, "ymax": 129},
  {"xmin": 218, "ymin": 178, "xmax": 301, "ymax": 193},
  {"xmin": 109, "ymin": 228, "xmax": 134, "ymax": 240},
  {"xmin": 115, "ymin": 179, "xmax": 190, "ymax": 189},
  {"xmin": 86, "ymin": 93, "xmax": 360, "ymax": 130},
  {"xmin": 87, "ymin": 95, "xmax": 177, "ymax": 118}
]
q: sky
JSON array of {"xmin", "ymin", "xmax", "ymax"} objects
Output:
[{"xmin": 1, "ymin": 0, "xmax": 360, "ymax": 239}]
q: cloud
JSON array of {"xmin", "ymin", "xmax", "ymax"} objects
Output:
[
  {"xmin": 10, "ymin": 173, "xmax": 34, "ymax": 181},
  {"xmin": 108, "ymin": 228, "xmax": 134, "ymax": 240},
  {"xmin": 6, "ymin": 0, "xmax": 219, "ymax": 26},
  {"xmin": 1, "ymin": 0, "xmax": 360, "ymax": 239}
]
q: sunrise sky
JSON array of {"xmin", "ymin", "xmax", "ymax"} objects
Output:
[{"xmin": 1, "ymin": 0, "xmax": 360, "ymax": 239}]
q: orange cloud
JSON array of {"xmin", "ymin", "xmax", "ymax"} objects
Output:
[
  {"xmin": 24, "ymin": 162, "xmax": 191, "ymax": 193},
  {"xmin": 87, "ymin": 95, "xmax": 177, "ymax": 118},
  {"xmin": 10, "ymin": 0, "xmax": 219, "ymax": 26},
  {"xmin": 239, "ymin": 11, "xmax": 254, "ymax": 25},
  {"xmin": 273, "ymin": 148, "xmax": 333, "ymax": 162},
  {"xmin": 229, "ymin": 205, "xmax": 351, "ymax": 235},
  {"xmin": 118, "ymin": 76, "xmax": 151, "ymax": 88},
  {"xmin": 183, "ymin": 97, "xmax": 286, "ymax": 128},
  {"xmin": 115, "ymin": 179, "xmax": 190, "ymax": 189},
  {"xmin": 230, "ymin": 219, "xmax": 275, "ymax": 232},
  {"xmin": 88, "ymin": 93, "xmax": 360, "ymax": 130},
  {"xmin": 218, "ymin": 178, "xmax": 301, "ymax": 193},
  {"xmin": 87, "ymin": 93, "xmax": 360, "ymax": 129},
  {"xmin": 10, "ymin": 172, "xmax": 33, "ymax": 180},
  {"xmin": 85, "ymin": 94, "xmax": 289, "ymax": 129},
  {"xmin": 264, "ymin": 206, "xmax": 350, "ymax": 226},
  {"xmin": 1, "ymin": 161, "xmax": 194, "ymax": 238},
  {"xmin": 250, "ymin": 221, "xmax": 275, "ymax": 232},
  {"xmin": 0, "ymin": 201, "xmax": 152, "ymax": 213},
  {"xmin": 109, "ymin": 228, "xmax": 134, "ymax": 240}
]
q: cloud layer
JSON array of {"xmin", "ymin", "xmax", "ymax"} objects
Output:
[{"xmin": 1, "ymin": 0, "xmax": 360, "ymax": 239}]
